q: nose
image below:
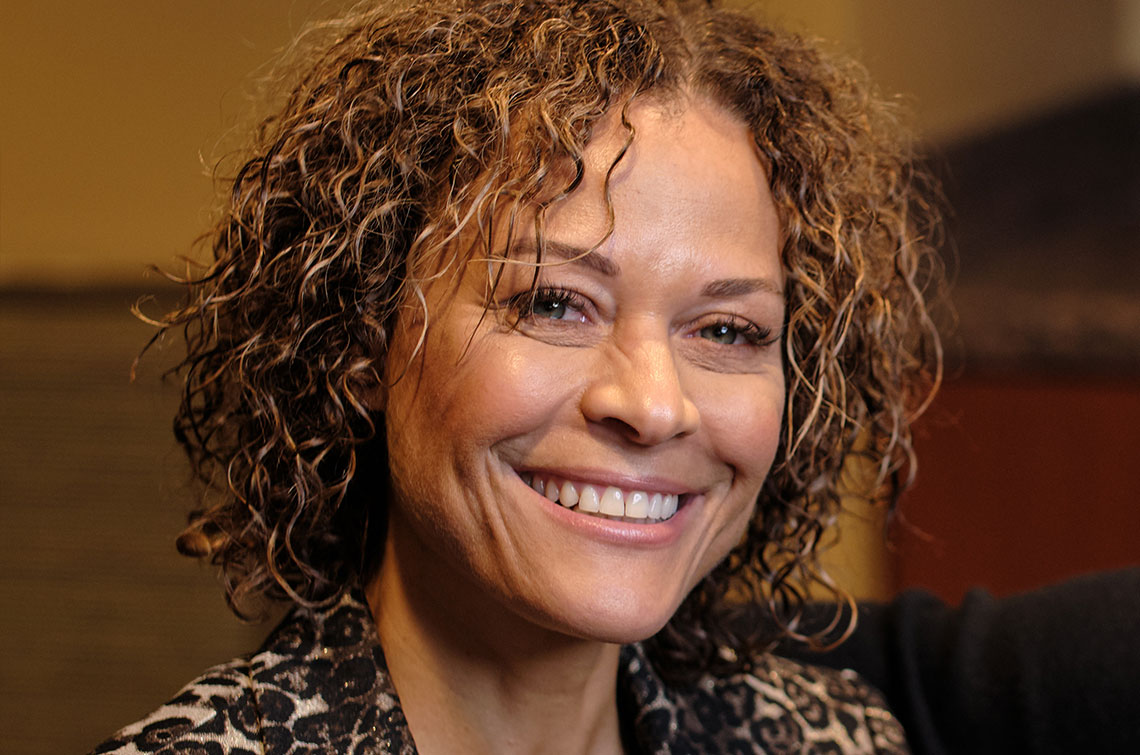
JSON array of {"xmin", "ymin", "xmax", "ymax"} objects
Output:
[{"xmin": 579, "ymin": 331, "xmax": 700, "ymax": 445}]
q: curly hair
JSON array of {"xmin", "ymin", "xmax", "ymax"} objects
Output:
[{"xmin": 154, "ymin": 0, "xmax": 942, "ymax": 683}]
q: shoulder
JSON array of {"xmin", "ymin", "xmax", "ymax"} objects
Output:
[
  {"xmin": 621, "ymin": 644, "xmax": 908, "ymax": 754},
  {"xmin": 90, "ymin": 591, "xmax": 414, "ymax": 755},
  {"xmin": 89, "ymin": 658, "xmax": 262, "ymax": 755},
  {"xmin": 683, "ymin": 655, "xmax": 908, "ymax": 753},
  {"xmin": 88, "ymin": 603, "xmax": 320, "ymax": 755},
  {"xmin": 715, "ymin": 653, "xmax": 908, "ymax": 753}
]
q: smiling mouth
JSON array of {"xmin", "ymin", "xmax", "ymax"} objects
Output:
[{"xmin": 520, "ymin": 472, "xmax": 682, "ymax": 523}]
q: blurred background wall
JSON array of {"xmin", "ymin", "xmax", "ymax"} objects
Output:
[{"xmin": 2, "ymin": 1, "xmax": 1137, "ymax": 752}]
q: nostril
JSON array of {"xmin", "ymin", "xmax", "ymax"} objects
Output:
[
  {"xmin": 593, "ymin": 416, "xmax": 643, "ymax": 443},
  {"xmin": 587, "ymin": 403, "xmax": 698, "ymax": 447}
]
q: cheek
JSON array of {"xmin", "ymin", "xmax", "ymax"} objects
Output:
[
  {"xmin": 444, "ymin": 341, "xmax": 583, "ymax": 442},
  {"xmin": 689, "ymin": 376, "xmax": 783, "ymax": 570},
  {"xmin": 700, "ymin": 375, "xmax": 785, "ymax": 482},
  {"xmin": 386, "ymin": 335, "xmax": 582, "ymax": 491}
]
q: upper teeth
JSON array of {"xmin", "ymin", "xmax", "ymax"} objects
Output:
[{"xmin": 523, "ymin": 473, "xmax": 680, "ymax": 521}]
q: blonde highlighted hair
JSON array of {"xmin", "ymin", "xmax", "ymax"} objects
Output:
[{"xmin": 154, "ymin": 0, "xmax": 942, "ymax": 682}]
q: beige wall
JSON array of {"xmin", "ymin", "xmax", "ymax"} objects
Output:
[
  {"xmin": 2, "ymin": 0, "xmax": 1136, "ymax": 285},
  {"xmin": 760, "ymin": 0, "xmax": 1136, "ymax": 140},
  {"xmin": 1119, "ymin": 0, "xmax": 1140, "ymax": 78},
  {"xmin": 0, "ymin": 0, "xmax": 331, "ymax": 285}
]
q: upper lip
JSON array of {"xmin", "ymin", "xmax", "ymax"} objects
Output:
[{"xmin": 516, "ymin": 466, "xmax": 700, "ymax": 496}]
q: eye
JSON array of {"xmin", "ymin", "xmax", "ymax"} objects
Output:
[
  {"xmin": 697, "ymin": 320, "xmax": 772, "ymax": 346},
  {"xmin": 530, "ymin": 294, "xmax": 572, "ymax": 320},
  {"xmin": 510, "ymin": 287, "xmax": 588, "ymax": 323},
  {"xmin": 699, "ymin": 323, "xmax": 739, "ymax": 344}
]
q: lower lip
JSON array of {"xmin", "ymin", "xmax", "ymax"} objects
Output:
[{"xmin": 528, "ymin": 481, "xmax": 696, "ymax": 548}]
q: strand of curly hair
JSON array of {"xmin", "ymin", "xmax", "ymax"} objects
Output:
[{"xmin": 144, "ymin": 0, "xmax": 942, "ymax": 684}]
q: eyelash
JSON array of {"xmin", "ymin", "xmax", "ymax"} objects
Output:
[{"xmin": 507, "ymin": 286, "xmax": 775, "ymax": 348}]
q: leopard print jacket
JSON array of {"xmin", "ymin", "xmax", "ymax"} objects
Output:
[{"xmin": 92, "ymin": 590, "xmax": 908, "ymax": 754}]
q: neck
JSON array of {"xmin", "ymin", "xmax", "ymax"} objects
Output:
[{"xmin": 366, "ymin": 510, "xmax": 628, "ymax": 755}]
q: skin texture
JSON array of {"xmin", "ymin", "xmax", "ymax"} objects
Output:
[{"xmin": 367, "ymin": 96, "xmax": 786, "ymax": 753}]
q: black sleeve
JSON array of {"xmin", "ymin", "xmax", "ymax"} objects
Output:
[{"xmin": 783, "ymin": 568, "xmax": 1140, "ymax": 755}]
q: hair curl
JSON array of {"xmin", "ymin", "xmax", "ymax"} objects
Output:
[{"xmin": 152, "ymin": 0, "xmax": 942, "ymax": 683}]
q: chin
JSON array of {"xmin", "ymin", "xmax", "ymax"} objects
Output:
[{"xmin": 514, "ymin": 580, "xmax": 688, "ymax": 645}]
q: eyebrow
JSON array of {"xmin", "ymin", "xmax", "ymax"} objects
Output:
[
  {"xmin": 508, "ymin": 239, "xmax": 621, "ymax": 277},
  {"xmin": 700, "ymin": 277, "xmax": 784, "ymax": 298},
  {"xmin": 507, "ymin": 239, "xmax": 783, "ymax": 298}
]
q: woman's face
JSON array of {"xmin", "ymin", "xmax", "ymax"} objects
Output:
[{"xmin": 380, "ymin": 96, "xmax": 785, "ymax": 643}]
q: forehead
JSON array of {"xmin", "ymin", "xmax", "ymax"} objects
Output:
[
  {"xmin": 417, "ymin": 94, "xmax": 779, "ymax": 285},
  {"xmin": 535, "ymin": 96, "xmax": 780, "ymax": 277}
]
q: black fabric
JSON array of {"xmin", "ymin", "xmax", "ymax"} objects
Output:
[{"xmin": 788, "ymin": 569, "xmax": 1140, "ymax": 755}]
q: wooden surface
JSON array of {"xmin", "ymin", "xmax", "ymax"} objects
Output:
[{"xmin": 0, "ymin": 292, "xmax": 269, "ymax": 755}]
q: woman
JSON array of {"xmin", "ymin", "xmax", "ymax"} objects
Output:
[{"xmin": 95, "ymin": 0, "xmax": 939, "ymax": 752}]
